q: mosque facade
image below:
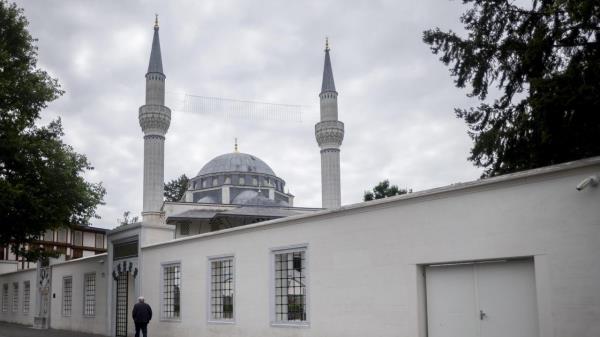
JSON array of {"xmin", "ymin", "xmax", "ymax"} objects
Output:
[{"xmin": 1, "ymin": 18, "xmax": 600, "ymax": 337}]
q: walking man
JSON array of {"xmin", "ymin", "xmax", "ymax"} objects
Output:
[{"xmin": 132, "ymin": 296, "xmax": 152, "ymax": 337}]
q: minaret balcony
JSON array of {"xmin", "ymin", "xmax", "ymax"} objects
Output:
[
  {"xmin": 139, "ymin": 104, "xmax": 171, "ymax": 136},
  {"xmin": 315, "ymin": 120, "xmax": 344, "ymax": 148}
]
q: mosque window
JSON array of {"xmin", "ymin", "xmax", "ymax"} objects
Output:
[
  {"xmin": 224, "ymin": 176, "xmax": 231, "ymax": 184},
  {"xmin": 11, "ymin": 282, "xmax": 18, "ymax": 312},
  {"xmin": 23, "ymin": 281, "xmax": 30, "ymax": 314},
  {"xmin": 252, "ymin": 176, "xmax": 258, "ymax": 186},
  {"xmin": 202, "ymin": 179, "xmax": 208, "ymax": 188},
  {"xmin": 62, "ymin": 276, "xmax": 72, "ymax": 317},
  {"xmin": 213, "ymin": 177, "xmax": 219, "ymax": 186},
  {"xmin": 84, "ymin": 273, "xmax": 96, "ymax": 316},
  {"xmin": 1, "ymin": 284, "xmax": 7, "ymax": 312},
  {"xmin": 239, "ymin": 176, "xmax": 245, "ymax": 185},
  {"xmin": 209, "ymin": 256, "xmax": 234, "ymax": 322},
  {"xmin": 272, "ymin": 246, "xmax": 308, "ymax": 325},
  {"xmin": 162, "ymin": 263, "xmax": 181, "ymax": 320}
]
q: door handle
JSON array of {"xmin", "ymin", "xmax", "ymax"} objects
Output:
[{"xmin": 480, "ymin": 310, "xmax": 487, "ymax": 320}]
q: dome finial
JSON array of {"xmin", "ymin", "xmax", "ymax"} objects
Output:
[
  {"xmin": 234, "ymin": 137, "xmax": 239, "ymax": 152},
  {"xmin": 325, "ymin": 37, "xmax": 330, "ymax": 51},
  {"xmin": 154, "ymin": 14, "xmax": 159, "ymax": 28}
]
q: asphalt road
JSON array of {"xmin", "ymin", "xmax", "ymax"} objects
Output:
[{"xmin": 0, "ymin": 322, "xmax": 109, "ymax": 337}]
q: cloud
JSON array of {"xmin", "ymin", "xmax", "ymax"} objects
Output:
[{"xmin": 15, "ymin": 0, "xmax": 483, "ymax": 229}]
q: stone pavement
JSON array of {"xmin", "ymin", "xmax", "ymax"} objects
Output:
[{"xmin": 0, "ymin": 322, "xmax": 109, "ymax": 337}]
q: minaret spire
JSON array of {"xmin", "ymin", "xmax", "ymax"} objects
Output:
[
  {"xmin": 148, "ymin": 15, "xmax": 163, "ymax": 75},
  {"xmin": 315, "ymin": 38, "xmax": 344, "ymax": 209},
  {"xmin": 139, "ymin": 16, "xmax": 171, "ymax": 224}
]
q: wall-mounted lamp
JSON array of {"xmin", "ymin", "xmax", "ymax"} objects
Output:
[{"xmin": 576, "ymin": 175, "xmax": 598, "ymax": 191}]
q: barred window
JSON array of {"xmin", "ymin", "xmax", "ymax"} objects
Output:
[
  {"xmin": 273, "ymin": 248, "xmax": 307, "ymax": 324},
  {"xmin": 209, "ymin": 257, "xmax": 234, "ymax": 321},
  {"xmin": 12, "ymin": 282, "xmax": 18, "ymax": 312},
  {"xmin": 23, "ymin": 281, "xmax": 30, "ymax": 314},
  {"xmin": 1, "ymin": 284, "xmax": 7, "ymax": 312},
  {"xmin": 84, "ymin": 273, "xmax": 96, "ymax": 316},
  {"xmin": 62, "ymin": 276, "xmax": 72, "ymax": 316},
  {"xmin": 162, "ymin": 263, "xmax": 181, "ymax": 319}
]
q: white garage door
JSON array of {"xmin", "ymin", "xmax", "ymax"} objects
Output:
[{"xmin": 425, "ymin": 259, "xmax": 539, "ymax": 337}]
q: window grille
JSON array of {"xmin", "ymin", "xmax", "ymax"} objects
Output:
[
  {"xmin": 23, "ymin": 281, "xmax": 30, "ymax": 314},
  {"xmin": 209, "ymin": 257, "xmax": 234, "ymax": 321},
  {"xmin": 274, "ymin": 249, "xmax": 307, "ymax": 323},
  {"xmin": 162, "ymin": 263, "xmax": 181, "ymax": 319},
  {"xmin": 62, "ymin": 277, "xmax": 72, "ymax": 316},
  {"xmin": 1, "ymin": 284, "xmax": 7, "ymax": 312},
  {"xmin": 84, "ymin": 273, "xmax": 96, "ymax": 316},
  {"xmin": 12, "ymin": 283, "xmax": 18, "ymax": 312}
]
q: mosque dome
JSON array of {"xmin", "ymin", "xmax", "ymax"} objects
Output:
[
  {"xmin": 197, "ymin": 152, "xmax": 276, "ymax": 177},
  {"xmin": 189, "ymin": 151, "xmax": 292, "ymax": 206}
]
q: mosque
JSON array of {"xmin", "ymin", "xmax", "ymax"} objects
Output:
[{"xmin": 1, "ymin": 17, "xmax": 599, "ymax": 337}]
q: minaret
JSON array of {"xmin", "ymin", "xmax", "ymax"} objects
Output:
[
  {"xmin": 139, "ymin": 15, "xmax": 171, "ymax": 224},
  {"xmin": 315, "ymin": 38, "xmax": 344, "ymax": 209}
]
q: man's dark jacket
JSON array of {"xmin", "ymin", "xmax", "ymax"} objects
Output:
[{"xmin": 132, "ymin": 302, "xmax": 152, "ymax": 323}]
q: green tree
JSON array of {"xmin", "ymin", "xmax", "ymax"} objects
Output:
[
  {"xmin": 364, "ymin": 180, "xmax": 410, "ymax": 201},
  {"xmin": 0, "ymin": 1, "xmax": 105, "ymax": 261},
  {"xmin": 423, "ymin": 0, "xmax": 600, "ymax": 177},
  {"xmin": 164, "ymin": 174, "xmax": 189, "ymax": 202}
]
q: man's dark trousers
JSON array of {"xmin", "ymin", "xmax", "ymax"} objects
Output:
[{"xmin": 135, "ymin": 322, "xmax": 148, "ymax": 337}]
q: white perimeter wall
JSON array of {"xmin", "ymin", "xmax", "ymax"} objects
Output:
[
  {"xmin": 140, "ymin": 163, "xmax": 600, "ymax": 337},
  {"xmin": 0, "ymin": 269, "xmax": 36, "ymax": 325},
  {"xmin": 50, "ymin": 254, "xmax": 108, "ymax": 334}
]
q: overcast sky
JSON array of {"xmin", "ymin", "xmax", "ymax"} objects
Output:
[{"xmin": 15, "ymin": 0, "xmax": 483, "ymax": 229}]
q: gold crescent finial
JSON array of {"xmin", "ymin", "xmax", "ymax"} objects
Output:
[
  {"xmin": 234, "ymin": 138, "xmax": 238, "ymax": 152},
  {"xmin": 325, "ymin": 37, "xmax": 330, "ymax": 51},
  {"xmin": 154, "ymin": 14, "xmax": 159, "ymax": 28}
]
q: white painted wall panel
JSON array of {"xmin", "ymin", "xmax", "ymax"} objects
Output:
[
  {"xmin": 139, "ymin": 163, "xmax": 600, "ymax": 337},
  {"xmin": 49, "ymin": 255, "xmax": 108, "ymax": 334}
]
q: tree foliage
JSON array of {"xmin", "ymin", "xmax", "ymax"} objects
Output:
[
  {"xmin": 164, "ymin": 174, "xmax": 189, "ymax": 202},
  {"xmin": 423, "ymin": 0, "xmax": 600, "ymax": 177},
  {"xmin": 0, "ymin": 1, "xmax": 105, "ymax": 261},
  {"xmin": 364, "ymin": 180, "xmax": 410, "ymax": 201}
]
